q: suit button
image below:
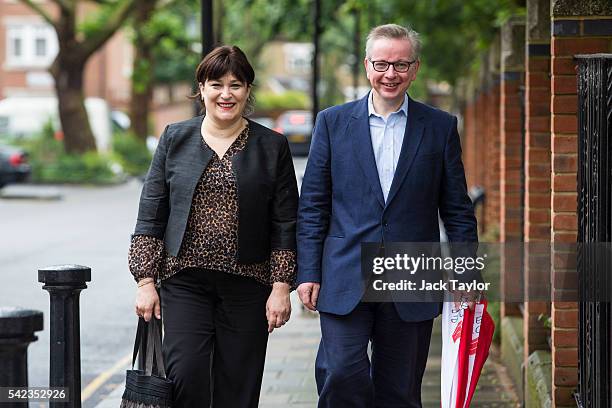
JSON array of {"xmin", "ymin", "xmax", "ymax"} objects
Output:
[{"xmin": 383, "ymin": 222, "xmax": 388, "ymax": 228}]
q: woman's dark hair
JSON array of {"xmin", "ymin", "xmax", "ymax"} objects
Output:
[{"xmin": 192, "ymin": 45, "xmax": 255, "ymax": 114}]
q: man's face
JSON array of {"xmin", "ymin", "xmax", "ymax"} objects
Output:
[{"xmin": 364, "ymin": 38, "xmax": 419, "ymax": 105}]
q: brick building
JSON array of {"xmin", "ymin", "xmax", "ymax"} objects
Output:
[
  {"xmin": 0, "ymin": 0, "xmax": 194, "ymax": 138},
  {"xmin": 0, "ymin": 0, "xmax": 132, "ymax": 107},
  {"xmin": 459, "ymin": 0, "xmax": 612, "ymax": 406}
]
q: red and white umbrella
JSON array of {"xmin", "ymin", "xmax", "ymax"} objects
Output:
[{"xmin": 441, "ymin": 298, "xmax": 495, "ymax": 408}]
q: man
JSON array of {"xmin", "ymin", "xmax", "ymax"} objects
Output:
[{"xmin": 296, "ymin": 24, "xmax": 478, "ymax": 407}]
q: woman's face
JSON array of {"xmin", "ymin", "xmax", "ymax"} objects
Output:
[{"xmin": 199, "ymin": 73, "xmax": 250, "ymax": 124}]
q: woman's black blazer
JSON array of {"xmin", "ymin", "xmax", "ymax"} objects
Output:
[{"xmin": 133, "ymin": 116, "xmax": 299, "ymax": 264}]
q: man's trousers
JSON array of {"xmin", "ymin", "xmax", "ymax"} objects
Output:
[{"xmin": 316, "ymin": 302, "xmax": 433, "ymax": 408}]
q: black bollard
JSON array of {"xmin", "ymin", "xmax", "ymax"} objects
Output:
[
  {"xmin": 39, "ymin": 265, "xmax": 91, "ymax": 408},
  {"xmin": 0, "ymin": 307, "xmax": 43, "ymax": 408}
]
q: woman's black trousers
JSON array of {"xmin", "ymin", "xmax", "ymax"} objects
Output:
[{"xmin": 161, "ymin": 267, "xmax": 271, "ymax": 407}]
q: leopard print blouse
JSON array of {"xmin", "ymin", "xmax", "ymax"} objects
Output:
[{"xmin": 128, "ymin": 124, "xmax": 296, "ymax": 286}]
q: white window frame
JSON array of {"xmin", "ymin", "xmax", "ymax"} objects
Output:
[{"xmin": 5, "ymin": 22, "xmax": 58, "ymax": 68}]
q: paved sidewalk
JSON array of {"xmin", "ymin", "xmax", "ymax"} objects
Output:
[
  {"xmin": 93, "ymin": 293, "xmax": 319, "ymax": 408},
  {"xmin": 94, "ymin": 296, "xmax": 519, "ymax": 407},
  {"xmin": 422, "ymin": 319, "xmax": 520, "ymax": 407},
  {"xmin": 0, "ymin": 184, "xmax": 62, "ymax": 200}
]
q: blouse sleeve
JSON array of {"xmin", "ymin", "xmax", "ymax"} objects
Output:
[
  {"xmin": 128, "ymin": 234, "xmax": 165, "ymax": 282},
  {"xmin": 269, "ymin": 249, "xmax": 297, "ymax": 287}
]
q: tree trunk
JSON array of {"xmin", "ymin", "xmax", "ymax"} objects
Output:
[
  {"xmin": 130, "ymin": 0, "xmax": 156, "ymax": 142},
  {"xmin": 21, "ymin": 0, "xmax": 138, "ymax": 154},
  {"xmin": 51, "ymin": 61, "xmax": 97, "ymax": 154}
]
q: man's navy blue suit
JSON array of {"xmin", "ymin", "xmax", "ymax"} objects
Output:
[{"xmin": 297, "ymin": 93, "xmax": 478, "ymax": 407}]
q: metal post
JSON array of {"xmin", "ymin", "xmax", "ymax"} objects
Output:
[
  {"xmin": 0, "ymin": 307, "xmax": 43, "ymax": 408},
  {"xmin": 195, "ymin": 0, "xmax": 214, "ymax": 116},
  {"xmin": 311, "ymin": 0, "xmax": 321, "ymax": 121},
  {"xmin": 352, "ymin": 7, "xmax": 360, "ymax": 101},
  {"xmin": 201, "ymin": 0, "xmax": 214, "ymax": 58},
  {"xmin": 39, "ymin": 265, "xmax": 91, "ymax": 408}
]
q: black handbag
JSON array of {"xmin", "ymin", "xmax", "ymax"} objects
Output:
[{"xmin": 120, "ymin": 317, "xmax": 173, "ymax": 408}]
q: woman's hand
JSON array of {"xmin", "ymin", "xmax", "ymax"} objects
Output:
[
  {"xmin": 135, "ymin": 278, "xmax": 161, "ymax": 322},
  {"xmin": 266, "ymin": 282, "xmax": 291, "ymax": 333}
]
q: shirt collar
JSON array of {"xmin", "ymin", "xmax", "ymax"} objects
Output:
[{"xmin": 368, "ymin": 91, "xmax": 408, "ymax": 119}]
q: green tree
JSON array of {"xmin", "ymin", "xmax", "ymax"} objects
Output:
[
  {"xmin": 19, "ymin": 0, "xmax": 137, "ymax": 153},
  {"xmin": 222, "ymin": 0, "xmax": 312, "ymax": 61},
  {"xmin": 130, "ymin": 0, "xmax": 200, "ymax": 140},
  {"xmin": 372, "ymin": 0, "xmax": 521, "ymax": 87},
  {"xmin": 318, "ymin": 0, "xmax": 521, "ymax": 103},
  {"xmin": 130, "ymin": 0, "xmax": 158, "ymax": 141}
]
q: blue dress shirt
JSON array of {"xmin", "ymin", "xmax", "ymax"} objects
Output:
[{"xmin": 368, "ymin": 92, "xmax": 409, "ymax": 202}]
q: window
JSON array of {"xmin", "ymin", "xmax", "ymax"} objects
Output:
[
  {"xmin": 34, "ymin": 26, "xmax": 48, "ymax": 57},
  {"xmin": 283, "ymin": 43, "xmax": 313, "ymax": 75},
  {"xmin": 288, "ymin": 56, "xmax": 310, "ymax": 73},
  {"xmin": 12, "ymin": 37, "xmax": 22, "ymax": 57},
  {"xmin": 7, "ymin": 26, "xmax": 24, "ymax": 61},
  {"xmin": 5, "ymin": 23, "xmax": 58, "ymax": 67},
  {"xmin": 35, "ymin": 38, "xmax": 46, "ymax": 57}
]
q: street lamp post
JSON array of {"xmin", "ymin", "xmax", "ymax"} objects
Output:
[
  {"xmin": 353, "ymin": 8, "xmax": 361, "ymax": 101},
  {"xmin": 196, "ymin": 0, "xmax": 214, "ymax": 116},
  {"xmin": 201, "ymin": 0, "xmax": 214, "ymax": 58},
  {"xmin": 312, "ymin": 0, "xmax": 321, "ymax": 121}
]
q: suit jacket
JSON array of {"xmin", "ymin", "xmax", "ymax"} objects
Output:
[
  {"xmin": 296, "ymin": 94, "xmax": 477, "ymax": 321},
  {"xmin": 134, "ymin": 116, "xmax": 299, "ymax": 264}
]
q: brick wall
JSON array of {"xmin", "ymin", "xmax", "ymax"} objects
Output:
[
  {"xmin": 499, "ymin": 74, "xmax": 524, "ymax": 242},
  {"xmin": 550, "ymin": 7, "xmax": 612, "ymax": 406},
  {"xmin": 484, "ymin": 83, "xmax": 501, "ymax": 236},
  {"xmin": 523, "ymin": 0, "xmax": 551, "ymax": 364},
  {"xmin": 499, "ymin": 18, "xmax": 525, "ymax": 322},
  {"xmin": 462, "ymin": 91, "xmax": 477, "ymax": 187},
  {"xmin": 461, "ymin": 85, "xmax": 502, "ymax": 237}
]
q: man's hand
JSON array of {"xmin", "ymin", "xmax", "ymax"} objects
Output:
[
  {"xmin": 452, "ymin": 289, "xmax": 482, "ymax": 311},
  {"xmin": 297, "ymin": 282, "xmax": 320, "ymax": 311}
]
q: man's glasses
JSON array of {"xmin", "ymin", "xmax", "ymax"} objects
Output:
[{"xmin": 369, "ymin": 59, "xmax": 417, "ymax": 73}]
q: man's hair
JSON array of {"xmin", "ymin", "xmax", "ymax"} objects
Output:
[{"xmin": 365, "ymin": 24, "xmax": 421, "ymax": 60}]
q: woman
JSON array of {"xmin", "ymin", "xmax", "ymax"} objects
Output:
[{"xmin": 128, "ymin": 45, "xmax": 298, "ymax": 407}]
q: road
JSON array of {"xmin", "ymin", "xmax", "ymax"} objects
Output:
[{"xmin": 0, "ymin": 157, "xmax": 308, "ymax": 407}]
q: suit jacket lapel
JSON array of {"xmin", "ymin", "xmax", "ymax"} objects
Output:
[
  {"xmin": 385, "ymin": 97, "xmax": 425, "ymax": 206},
  {"xmin": 350, "ymin": 96, "xmax": 385, "ymax": 208},
  {"xmin": 184, "ymin": 116, "xmax": 214, "ymax": 194}
]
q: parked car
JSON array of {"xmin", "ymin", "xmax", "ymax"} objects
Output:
[
  {"xmin": 0, "ymin": 144, "xmax": 30, "ymax": 188},
  {"xmin": 274, "ymin": 110, "xmax": 313, "ymax": 156},
  {"xmin": 251, "ymin": 116, "xmax": 275, "ymax": 129}
]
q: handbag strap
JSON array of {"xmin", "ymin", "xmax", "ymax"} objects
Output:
[
  {"xmin": 145, "ymin": 317, "xmax": 167, "ymax": 377},
  {"xmin": 131, "ymin": 317, "xmax": 145, "ymax": 369},
  {"xmin": 131, "ymin": 317, "xmax": 167, "ymax": 378}
]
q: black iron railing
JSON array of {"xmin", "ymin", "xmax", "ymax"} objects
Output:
[{"xmin": 576, "ymin": 54, "xmax": 612, "ymax": 408}]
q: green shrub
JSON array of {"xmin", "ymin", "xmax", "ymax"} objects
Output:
[
  {"xmin": 112, "ymin": 131, "xmax": 152, "ymax": 176},
  {"xmin": 23, "ymin": 121, "xmax": 117, "ymax": 184},
  {"xmin": 35, "ymin": 151, "xmax": 115, "ymax": 183},
  {"xmin": 255, "ymin": 90, "xmax": 310, "ymax": 111}
]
